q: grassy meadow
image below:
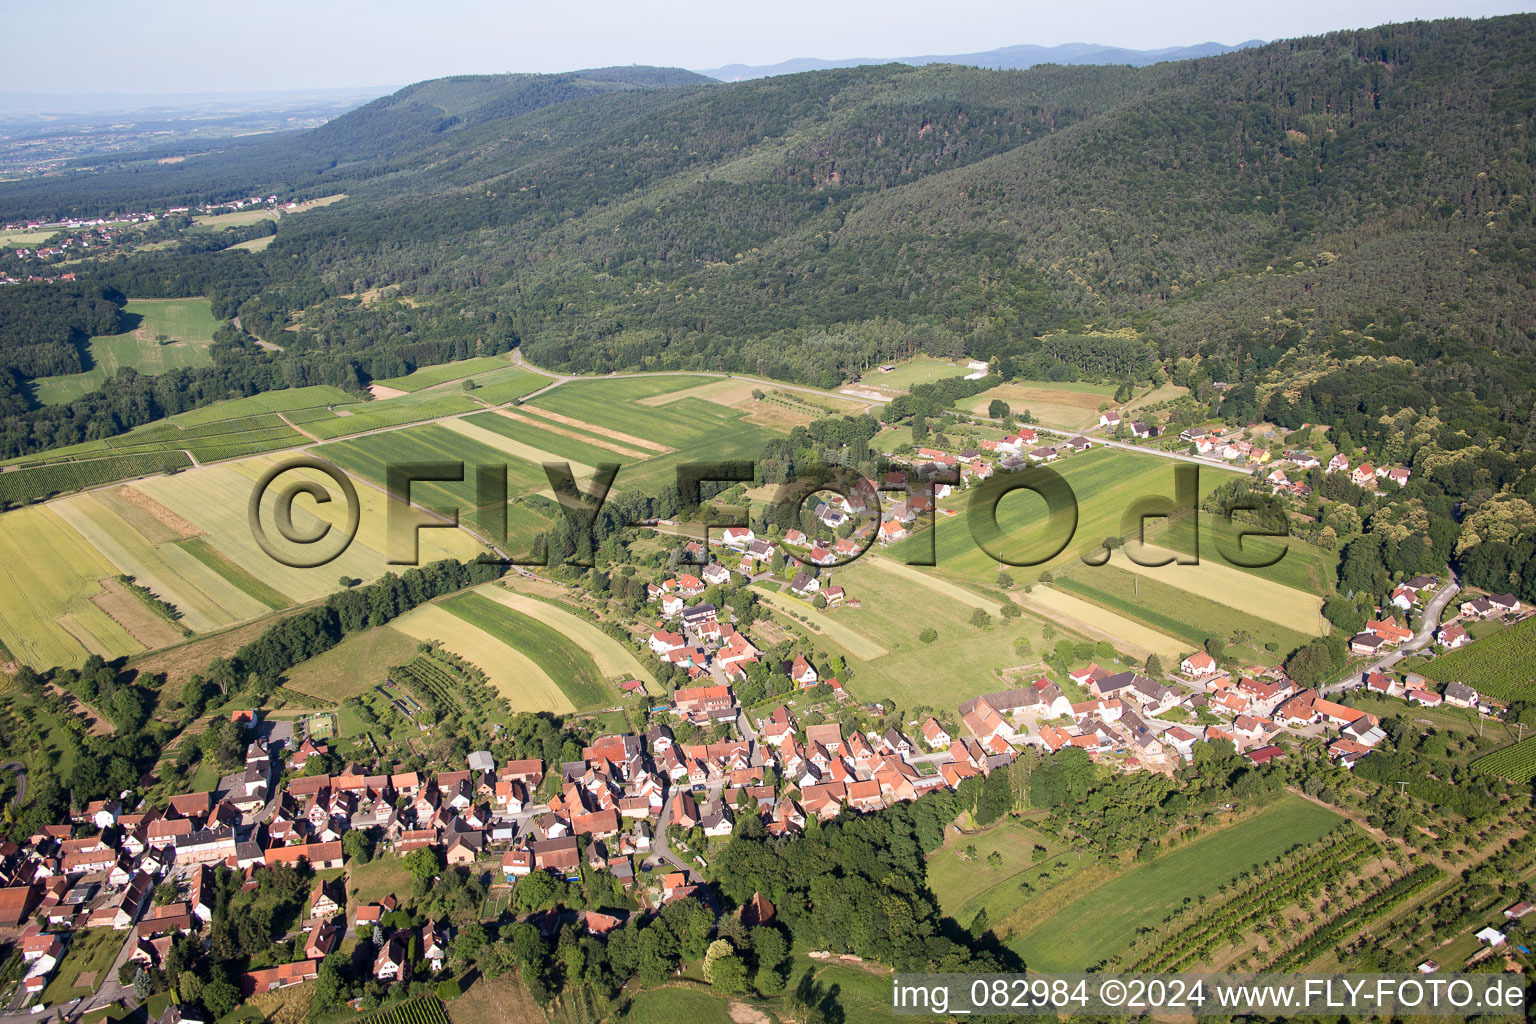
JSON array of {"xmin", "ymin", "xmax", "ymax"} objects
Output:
[
  {"xmin": 31, "ymin": 298, "xmax": 223, "ymax": 406},
  {"xmin": 1008, "ymin": 796, "xmax": 1342, "ymax": 972},
  {"xmin": 959, "ymin": 379, "xmax": 1117, "ymax": 430},
  {"xmin": 863, "ymin": 355, "xmax": 974, "ymax": 391},
  {"xmin": 890, "ymin": 446, "xmax": 1240, "ymax": 582},
  {"xmin": 753, "ymin": 555, "xmax": 1099, "ymax": 710}
]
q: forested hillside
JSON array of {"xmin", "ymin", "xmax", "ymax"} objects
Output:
[{"xmin": 2, "ymin": 15, "xmax": 1535, "ymax": 598}]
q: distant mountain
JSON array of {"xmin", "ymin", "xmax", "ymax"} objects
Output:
[{"xmin": 698, "ymin": 40, "xmax": 1265, "ymax": 81}]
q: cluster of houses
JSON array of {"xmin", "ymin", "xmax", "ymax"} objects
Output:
[
  {"xmin": 1442, "ymin": 591, "xmax": 1524, "ymax": 641},
  {"xmin": 956, "ymin": 670, "xmax": 1209, "ymax": 766},
  {"xmin": 0, "ymin": 713, "xmax": 580, "ymax": 1004},
  {"xmin": 939, "ymin": 649, "xmax": 1486, "ymax": 772},
  {"xmin": 646, "ymin": 578, "xmax": 762, "ymax": 682},
  {"xmin": 1101, "ymin": 411, "xmax": 1158, "ymax": 439},
  {"xmin": 1348, "ymin": 614, "xmax": 1416, "ymax": 657},
  {"xmin": 1264, "ymin": 449, "xmax": 1414, "ymax": 497}
]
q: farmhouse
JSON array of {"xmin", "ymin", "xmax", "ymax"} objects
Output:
[
  {"xmin": 1442, "ymin": 682, "xmax": 1479, "ymax": 709},
  {"xmin": 1180, "ymin": 651, "xmax": 1218, "ymax": 677},
  {"xmin": 1436, "ymin": 623, "xmax": 1470, "ymax": 649}
]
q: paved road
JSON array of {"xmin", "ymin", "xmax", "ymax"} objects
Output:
[
  {"xmin": 643, "ymin": 786, "xmax": 694, "ymax": 876},
  {"xmin": 1324, "ymin": 569, "xmax": 1459, "ymax": 695},
  {"xmin": 2, "ymin": 762, "xmax": 25, "ymax": 807}
]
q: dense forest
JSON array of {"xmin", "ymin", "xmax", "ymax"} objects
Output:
[{"xmin": 2, "ymin": 16, "xmax": 1536, "ymax": 593}]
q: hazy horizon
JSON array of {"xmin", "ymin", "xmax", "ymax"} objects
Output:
[{"xmin": 2, "ymin": 0, "xmax": 1531, "ymax": 96}]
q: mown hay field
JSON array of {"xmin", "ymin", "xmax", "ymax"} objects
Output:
[
  {"xmin": 480, "ymin": 584, "xmax": 655, "ymax": 687},
  {"xmin": 440, "ymin": 591, "xmax": 613, "ymax": 709},
  {"xmin": 0, "ymin": 505, "xmax": 142, "ymax": 667},
  {"xmin": 392, "ymin": 602, "xmax": 573, "ymax": 713}
]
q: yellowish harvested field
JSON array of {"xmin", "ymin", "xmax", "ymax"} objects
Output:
[
  {"xmin": 115, "ymin": 485, "xmax": 201, "ymax": 538},
  {"xmin": 0, "ymin": 505, "xmax": 142, "ymax": 668},
  {"xmin": 752, "ymin": 586, "xmax": 890, "ymax": 659},
  {"xmin": 90, "ymin": 576, "xmax": 185, "ymax": 649},
  {"xmin": 1016, "ymin": 586, "xmax": 1186, "ymax": 660},
  {"xmin": 962, "ymin": 383, "xmax": 1111, "ymax": 431},
  {"xmin": 512, "ymin": 404, "xmax": 673, "ymax": 453},
  {"xmin": 1101, "ymin": 546, "xmax": 1327, "ymax": 636},
  {"xmin": 192, "ymin": 457, "xmax": 491, "ymax": 590},
  {"xmin": 230, "ymin": 235, "xmax": 275, "ymax": 252},
  {"xmin": 491, "ymin": 408, "xmax": 649, "ymax": 458},
  {"xmin": 481, "ymin": 585, "xmax": 656, "ymax": 686},
  {"xmin": 52, "ymin": 493, "xmax": 267, "ymax": 633},
  {"xmin": 390, "ymin": 603, "xmax": 573, "ymax": 713},
  {"xmin": 634, "ymin": 378, "xmax": 736, "ymax": 407},
  {"xmin": 443, "ymin": 416, "xmax": 594, "ymax": 468},
  {"xmin": 438, "ymin": 418, "xmax": 613, "ymax": 500},
  {"xmin": 863, "ymin": 557, "xmax": 1005, "ymax": 614}
]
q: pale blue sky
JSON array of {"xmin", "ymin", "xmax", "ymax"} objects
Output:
[{"xmin": 3, "ymin": 0, "xmax": 1531, "ymax": 94}]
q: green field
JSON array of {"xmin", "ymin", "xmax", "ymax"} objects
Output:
[
  {"xmin": 464, "ymin": 410, "xmax": 643, "ymax": 471},
  {"xmin": 293, "ymin": 392, "xmax": 483, "ymax": 440},
  {"xmin": 865, "ymin": 356, "xmax": 974, "ymax": 391},
  {"xmin": 391, "ymin": 603, "xmax": 571, "ymax": 712},
  {"xmin": 441, "ymin": 590, "xmax": 612, "ymax": 709},
  {"xmin": 889, "ymin": 446, "xmax": 1243, "ymax": 584},
  {"xmin": 172, "ymin": 386, "xmax": 357, "ymax": 425},
  {"xmin": 41, "ymin": 927, "xmax": 123, "ymax": 1002},
  {"xmin": 1009, "ymin": 796, "xmax": 1342, "ymax": 972},
  {"xmin": 373, "ymin": 355, "xmax": 524, "ymax": 392},
  {"xmin": 753, "ymin": 556, "xmax": 1077, "ymax": 710},
  {"xmin": 283, "ymin": 626, "xmax": 422, "ymax": 703},
  {"xmin": 623, "ymin": 988, "xmax": 739, "ymax": 1024},
  {"xmin": 958, "ymin": 378, "xmax": 1118, "ymax": 430},
  {"xmin": 31, "ymin": 298, "xmax": 223, "ymax": 405},
  {"xmin": 526, "ymin": 376, "xmax": 785, "ymax": 494},
  {"xmin": 1416, "ymin": 615, "xmax": 1536, "ymax": 703},
  {"xmin": 1149, "ymin": 511, "xmax": 1340, "ymax": 595},
  {"xmin": 927, "ymin": 817, "xmax": 1072, "ymax": 925},
  {"xmin": 1052, "ymin": 562, "xmax": 1311, "ymax": 663},
  {"xmin": 314, "ymin": 422, "xmax": 550, "ymax": 511},
  {"xmin": 481, "ymin": 585, "xmax": 656, "ymax": 686},
  {"xmin": 178, "ymin": 537, "xmax": 291, "ymax": 609},
  {"xmin": 0, "ymin": 226, "xmax": 54, "ymax": 247}
]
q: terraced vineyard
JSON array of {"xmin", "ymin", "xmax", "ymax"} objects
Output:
[
  {"xmin": 1472, "ymin": 736, "xmax": 1536, "ymax": 783},
  {"xmin": 360, "ymin": 996, "xmax": 449, "ymax": 1024},
  {"xmin": 1418, "ymin": 616, "xmax": 1536, "ymax": 703},
  {"xmin": 0, "ymin": 452, "xmax": 192, "ymax": 507},
  {"xmin": 1123, "ymin": 825, "xmax": 1379, "ymax": 972}
]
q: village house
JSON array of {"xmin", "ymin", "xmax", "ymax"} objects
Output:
[
  {"xmin": 1442, "ymin": 682, "xmax": 1479, "ymax": 709},
  {"xmin": 1179, "ymin": 651, "xmax": 1218, "ymax": 677}
]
